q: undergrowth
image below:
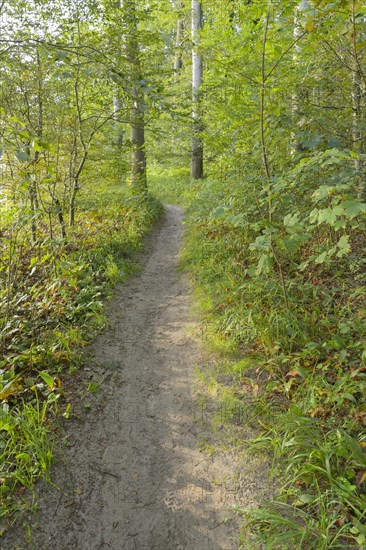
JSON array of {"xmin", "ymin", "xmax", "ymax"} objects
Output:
[
  {"xmin": 0, "ymin": 185, "xmax": 162, "ymax": 522},
  {"xmin": 151, "ymin": 160, "xmax": 366, "ymax": 549}
]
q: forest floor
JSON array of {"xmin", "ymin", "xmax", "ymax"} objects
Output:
[{"xmin": 2, "ymin": 205, "xmax": 271, "ymax": 550}]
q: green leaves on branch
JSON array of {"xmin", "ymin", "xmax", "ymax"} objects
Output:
[{"xmin": 16, "ymin": 150, "xmax": 30, "ymax": 163}]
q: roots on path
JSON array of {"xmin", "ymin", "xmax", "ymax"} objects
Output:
[{"xmin": 3, "ymin": 205, "xmax": 270, "ymax": 550}]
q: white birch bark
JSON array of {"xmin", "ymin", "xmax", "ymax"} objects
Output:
[
  {"xmin": 191, "ymin": 0, "xmax": 203, "ymax": 179},
  {"xmin": 174, "ymin": 14, "xmax": 184, "ymax": 76},
  {"xmin": 351, "ymin": 0, "xmax": 365, "ymax": 197},
  {"xmin": 291, "ymin": 0, "xmax": 309, "ymax": 157}
]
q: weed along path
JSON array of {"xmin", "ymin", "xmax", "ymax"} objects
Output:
[{"xmin": 4, "ymin": 205, "xmax": 270, "ymax": 550}]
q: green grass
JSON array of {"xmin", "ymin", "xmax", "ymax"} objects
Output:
[{"xmin": 1, "ymin": 395, "xmax": 54, "ymax": 520}]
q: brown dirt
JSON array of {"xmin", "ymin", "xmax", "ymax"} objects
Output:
[{"xmin": 2, "ymin": 205, "xmax": 270, "ymax": 550}]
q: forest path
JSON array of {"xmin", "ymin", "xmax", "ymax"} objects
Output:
[{"xmin": 5, "ymin": 205, "xmax": 269, "ymax": 550}]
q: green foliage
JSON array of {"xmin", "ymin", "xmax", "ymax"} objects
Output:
[
  {"xmin": 1, "ymin": 395, "xmax": 54, "ymax": 519},
  {"xmin": 241, "ymin": 412, "xmax": 366, "ymax": 548}
]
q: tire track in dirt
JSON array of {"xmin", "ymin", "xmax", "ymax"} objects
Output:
[{"xmin": 3, "ymin": 205, "xmax": 270, "ymax": 550}]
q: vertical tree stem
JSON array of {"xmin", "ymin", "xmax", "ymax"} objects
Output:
[{"xmin": 260, "ymin": 11, "xmax": 289, "ymax": 309}]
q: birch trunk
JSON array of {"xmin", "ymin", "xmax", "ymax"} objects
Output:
[
  {"xmin": 351, "ymin": 0, "xmax": 365, "ymax": 198},
  {"xmin": 191, "ymin": 0, "xmax": 203, "ymax": 179},
  {"xmin": 291, "ymin": 1, "xmax": 309, "ymax": 157},
  {"xmin": 174, "ymin": 14, "xmax": 184, "ymax": 76}
]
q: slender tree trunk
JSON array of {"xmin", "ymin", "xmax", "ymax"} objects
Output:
[
  {"xmin": 352, "ymin": 68, "xmax": 363, "ymax": 169},
  {"xmin": 29, "ymin": 185, "xmax": 37, "ymax": 244},
  {"xmin": 291, "ymin": 5, "xmax": 301, "ymax": 157},
  {"xmin": 174, "ymin": 10, "xmax": 184, "ymax": 77},
  {"xmin": 114, "ymin": 0, "xmax": 123, "ymax": 148},
  {"xmin": 69, "ymin": 149, "xmax": 87, "ymax": 227},
  {"xmin": 291, "ymin": 1, "xmax": 309, "ymax": 157},
  {"xmin": 55, "ymin": 198, "xmax": 67, "ymax": 240},
  {"xmin": 69, "ymin": 69, "xmax": 87, "ymax": 227},
  {"xmin": 130, "ymin": 100, "xmax": 146, "ymax": 189},
  {"xmin": 191, "ymin": 0, "xmax": 203, "ymax": 179},
  {"xmin": 124, "ymin": 0, "xmax": 147, "ymax": 192},
  {"xmin": 113, "ymin": 93, "xmax": 123, "ymax": 147},
  {"xmin": 260, "ymin": 13, "xmax": 289, "ymax": 309},
  {"xmin": 351, "ymin": 0, "xmax": 365, "ymax": 198},
  {"xmin": 352, "ymin": 70, "xmax": 365, "ymax": 199},
  {"xmin": 29, "ymin": 48, "xmax": 43, "ymax": 244},
  {"xmin": 171, "ymin": 4, "xmax": 185, "ymax": 152}
]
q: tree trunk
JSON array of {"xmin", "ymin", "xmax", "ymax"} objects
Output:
[
  {"xmin": 29, "ymin": 48, "xmax": 43, "ymax": 244},
  {"xmin": 130, "ymin": 102, "xmax": 146, "ymax": 188},
  {"xmin": 113, "ymin": 92, "xmax": 123, "ymax": 147},
  {"xmin": 291, "ymin": 1, "xmax": 309, "ymax": 157},
  {"xmin": 191, "ymin": 0, "xmax": 203, "ymax": 179},
  {"xmin": 114, "ymin": 0, "xmax": 123, "ymax": 148},
  {"xmin": 124, "ymin": 0, "xmax": 147, "ymax": 192},
  {"xmin": 351, "ymin": 0, "xmax": 365, "ymax": 198},
  {"xmin": 174, "ymin": 12, "xmax": 184, "ymax": 76}
]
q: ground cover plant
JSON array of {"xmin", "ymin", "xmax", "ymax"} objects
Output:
[
  {"xmin": 177, "ymin": 169, "xmax": 366, "ymax": 548},
  {"xmin": 0, "ymin": 186, "xmax": 162, "ymax": 520}
]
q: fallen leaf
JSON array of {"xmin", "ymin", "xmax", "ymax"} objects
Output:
[
  {"xmin": 310, "ymin": 407, "xmax": 326, "ymax": 418},
  {"xmin": 355, "ymin": 470, "xmax": 366, "ymax": 491},
  {"xmin": 286, "ymin": 370, "xmax": 300, "ymax": 377},
  {"xmin": 0, "ymin": 378, "xmax": 22, "ymax": 400}
]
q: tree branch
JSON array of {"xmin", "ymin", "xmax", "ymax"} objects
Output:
[{"xmin": 265, "ymin": 31, "xmax": 307, "ymax": 82}]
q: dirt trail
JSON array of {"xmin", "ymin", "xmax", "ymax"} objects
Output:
[{"xmin": 4, "ymin": 205, "xmax": 270, "ymax": 550}]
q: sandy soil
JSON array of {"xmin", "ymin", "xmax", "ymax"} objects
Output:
[{"xmin": 2, "ymin": 205, "xmax": 270, "ymax": 550}]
